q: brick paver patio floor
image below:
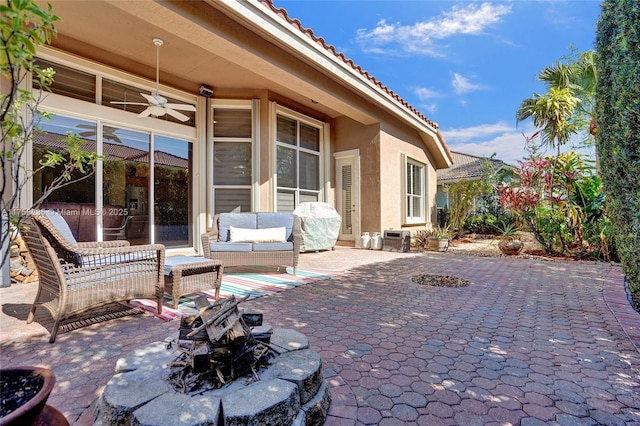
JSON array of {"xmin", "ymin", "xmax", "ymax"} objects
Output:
[{"xmin": 1, "ymin": 248, "xmax": 639, "ymax": 425}]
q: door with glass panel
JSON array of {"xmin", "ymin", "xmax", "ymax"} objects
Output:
[
  {"xmin": 33, "ymin": 116, "xmax": 99, "ymax": 240},
  {"xmin": 102, "ymin": 129, "xmax": 192, "ymax": 247},
  {"xmin": 102, "ymin": 126, "xmax": 151, "ymax": 245}
]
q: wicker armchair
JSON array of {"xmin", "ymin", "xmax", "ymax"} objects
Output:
[{"xmin": 20, "ymin": 210, "xmax": 165, "ymax": 343}]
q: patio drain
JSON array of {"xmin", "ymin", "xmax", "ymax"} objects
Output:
[{"xmin": 411, "ymin": 274, "xmax": 471, "ymax": 287}]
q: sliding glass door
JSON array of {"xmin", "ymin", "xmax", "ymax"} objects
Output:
[{"xmin": 34, "ymin": 114, "xmax": 192, "ymax": 247}]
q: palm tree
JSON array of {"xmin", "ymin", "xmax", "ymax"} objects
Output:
[{"xmin": 516, "ymin": 86, "xmax": 580, "ymax": 157}]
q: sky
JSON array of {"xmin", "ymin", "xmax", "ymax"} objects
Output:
[{"xmin": 276, "ymin": 0, "xmax": 602, "ymax": 165}]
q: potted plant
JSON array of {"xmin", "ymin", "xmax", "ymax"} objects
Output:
[
  {"xmin": 412, "ymin": 229, "xmax": 431, "ymax": 252},
  {"xmin": 428, "ymin": 225, "xmax": 452, "ymax": 252},
  {"xmin": 0, "ymin": 366, "xmax": 57, "ymax": 426},
  {"xmin": 494, "ymin": 222, "xmax": 524, "ymax": 255}
]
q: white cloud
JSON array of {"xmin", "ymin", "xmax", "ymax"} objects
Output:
[
  {"xmin": 441, "ymin": 121, "xmax": 533, "ymax": 165},
  {"xmin": 414, "ymin": 87, "xmax": 442, "ymax": 100},
  {"xmin": 447, "ymin": 132, "xmax": 533, "ymax": 166},
  {"xmin": 441, "ymin": 121, "xmax": 596, "ymax": 166},
  {"xmin": 356, "ymin": 3, "xmax": 512, "ymax": 56},
  {"xmin": 421, "ymin": 103, "xmax": 438, "ymax": 114},
  {"xmin": 442, "ymin": 121, "xmax": 515, "ymax": 141},
  {"xmin": 451, "ymin": 73, "xmax": 484, "ymax": 95}
]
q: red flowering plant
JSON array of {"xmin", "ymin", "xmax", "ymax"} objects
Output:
[{"xmin": 497, "ymin": 148, "xmax": 606, "ymax": 258}]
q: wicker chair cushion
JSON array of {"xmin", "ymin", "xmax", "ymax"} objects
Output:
[
  {"xmin": 79, "ymin": 252, "xmax": 153, "ymax": 268},
  {"xmin": 209, "ymin": 242, "xmax": 253, "ymax": 252},
  {"xmin": 252, "ymin": 242, "xmax": 293, "ymax": 251},
  {"xmin": 257, "ymin": 213, "xmax": 294, "ymax": 241},
  {"xmin": 65, "ymin": 261, "xmax": 157, "ymax": 289},
  {"xmin": 218, "ymin": 213, "xmax": 257, "ymax": 242},
  {"xmin": 42, "ymin": 210, "xmax": 78, "ymax": 246}
]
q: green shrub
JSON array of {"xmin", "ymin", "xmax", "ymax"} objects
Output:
[
  {"xmin": 596, "ymin": 0, "xmax": 640, "ymax": 296},
  {"xmin": 463, "ymin": 213, "xmax": 497, "ymax": 234}
]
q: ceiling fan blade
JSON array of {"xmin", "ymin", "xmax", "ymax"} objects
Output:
[
  {"xmin": 138, "ymin": 108, "xmax": 153, "ymax": 118},
  {"xmin": 164, "ymin": 103, "xmax": 196, "ymax": 112},
  {"xmin": 111, "ymin": 101, "xmax": 149, "ymax": 106},
  {"xmin": 165, "ymin": 108, "xmax": 190, "ymax": 122},
  {"xmin": 140, "ymin": 93, "xmax": 164, "ymax": 106}
]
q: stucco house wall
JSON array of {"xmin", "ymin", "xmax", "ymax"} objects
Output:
[{"xmin": 16, "ymin": 0, "xmax": 452, "ymax": 253}]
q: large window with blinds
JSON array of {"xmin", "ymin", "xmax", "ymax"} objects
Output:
[
  {"xmin": 212, "ymin": 106, "xmax": 253, "ymax": 213},
  {"xmin": 275, "ymin": 112, "xmax": 322, "ymax": 212}
]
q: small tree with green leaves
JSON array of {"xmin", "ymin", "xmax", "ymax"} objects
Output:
[
  {"xmin": 443, "ymin": 178, "xmax": 493, "ymax": 238},
  {"xmin": 1, "ymin": 0, "xmax": 99, "ymax": 272}
]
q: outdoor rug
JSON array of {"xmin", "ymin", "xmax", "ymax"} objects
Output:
[{"xmin": 125, "ymin": 266, "xmax": 341, "ymax": 321}]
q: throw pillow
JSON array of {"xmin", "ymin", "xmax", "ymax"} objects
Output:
[{"xmin": 229, "ymin": 226, "xmax": 286, "ymax": 243}]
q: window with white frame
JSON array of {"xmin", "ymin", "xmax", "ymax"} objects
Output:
[
  {"xmin": 30, "ymin": 54, "xmax": 196, "ymax": 247},
  {"xmin": 212, "ymin": 104, "xmax": 253, "ymax": 213},
  {"xmin": 405, "ymin": 156, "xmax": 426, "ymax": 224},
  {"xmin": 275, "ymin": 110, "xmax": 322, "ymax": 212}
]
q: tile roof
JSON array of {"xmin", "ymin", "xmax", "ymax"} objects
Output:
[
  {"xmin": 437, "ymin": 151, "xmax": 513, "ymax": 183},
  {"xmin": 259, "ymin": 0, "xmax": 439, "ymax": 131},
  {"xmin": 34, "ymin": 133, "xmax": 188, "ymax": 168}
]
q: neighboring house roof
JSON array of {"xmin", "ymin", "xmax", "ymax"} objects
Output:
[
  {"xmin": 437, "ymin": 151, "xmax": 514, "ymax": 184},
  {"xmin": 34, "ymin": 133, "xmax": 188, "ymax": 169}
]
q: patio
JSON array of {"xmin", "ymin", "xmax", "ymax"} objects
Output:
[{"xmin": 1, "ymin": 247, "xmax": 639, "ymax": 425}]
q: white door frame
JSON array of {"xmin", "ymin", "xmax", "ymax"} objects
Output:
[{"xmin": 334, "ymin": 149, "xmax": 361, "ymax": 242}]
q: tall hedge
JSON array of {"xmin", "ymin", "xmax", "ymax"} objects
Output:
[{"xmin": 595, "ymin": 0, "xmax": 640, "ymax": 293}]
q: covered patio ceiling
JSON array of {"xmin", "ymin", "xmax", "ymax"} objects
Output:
[{"xmin": 46, "ymin": 0, "xmax": 375, "ymax": 124}]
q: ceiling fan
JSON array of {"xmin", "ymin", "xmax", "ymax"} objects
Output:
[{"xmin": 111, "ymin": 38, "xmax": 196, "ymax": 122}]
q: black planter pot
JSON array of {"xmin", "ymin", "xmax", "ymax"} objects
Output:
[{"xmin": 0, "ymin": 367, "xmax": 57, "ymax": 426}]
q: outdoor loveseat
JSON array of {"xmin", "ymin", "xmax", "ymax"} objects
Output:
[
  {"xmin": 201, "ymin": 212, "xmax": 302, "ymax": 274},
  {"xmin": 20, "ymin": 210, "xmax": 165, "ymax": 343}
]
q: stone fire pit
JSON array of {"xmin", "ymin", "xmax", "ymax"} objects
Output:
[{"xmin": 94, "ymin": 329, "xmax": 330, "ymax": 426}]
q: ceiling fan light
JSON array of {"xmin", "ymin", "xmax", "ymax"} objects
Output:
[{"xmin": 149, "ymin": 105, "xmax": 166, "ymax": 117}]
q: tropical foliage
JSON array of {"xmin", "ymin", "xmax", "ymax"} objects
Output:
[
  {"xmin": 497, "ymin": 149, "xmax": 613, "ymax": 259},
  {"xmin": 1, "ymin": 0, "xmax": 99, "ymax": 266}
]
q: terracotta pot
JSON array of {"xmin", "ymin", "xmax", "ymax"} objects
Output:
[
  {"xmin": 0, "ymin": 367, "xmax": 56, "ymax": 426},
  {"xmin": 498, "ymin": 238, "xmax": 524, "ymax": 255}
]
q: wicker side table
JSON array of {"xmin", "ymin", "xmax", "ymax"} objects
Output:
[{"xmin": 164, "ymin": 256, "xmax": 224, "ymax": 309}]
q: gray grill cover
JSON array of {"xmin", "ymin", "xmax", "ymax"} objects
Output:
[{"xmin": 293, "ymin": 202, "xmax": 342, "ymax": 252}]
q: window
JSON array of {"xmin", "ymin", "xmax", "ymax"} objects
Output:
[
  {"xmin": 212, "ymin": 106, "xmax": 253, "ymax": 214},
  {"xmin": 33, "ymin": 59, "xmax": 196, "ymax": 127},
  {"xmin": 32, "ymin": 54, "xmax": 197, "ymax": 247},
  {"xmin": 275, "ymin": 113, "xmax": 322, "ymax": 212},
  {"xmin": 405, "ymin": 156, "xmax": 426, "ymax": 224}
]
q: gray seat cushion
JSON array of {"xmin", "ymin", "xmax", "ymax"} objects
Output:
[
  {"xmin": 210, "ymin": 242, "xmax": 253, "ymax": 252},
  {"xmin": 257, "ymin": 213, "xmax": 293, "ymax": 241},
  {"xmin": 164, "ymin": 255, "xmax": 211, "ymax": 276},
  {"xmin": 252, "ymin": 242, "xmax": 293, "ymax": 252}
]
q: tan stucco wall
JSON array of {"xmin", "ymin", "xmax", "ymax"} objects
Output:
[
  {"xmin": 379, "ymin": 117, "xmax": 438, "ymax": 233},
  {"xmin": 333, "ymin": 116, "xmax": 381, "ymax": 234}
]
